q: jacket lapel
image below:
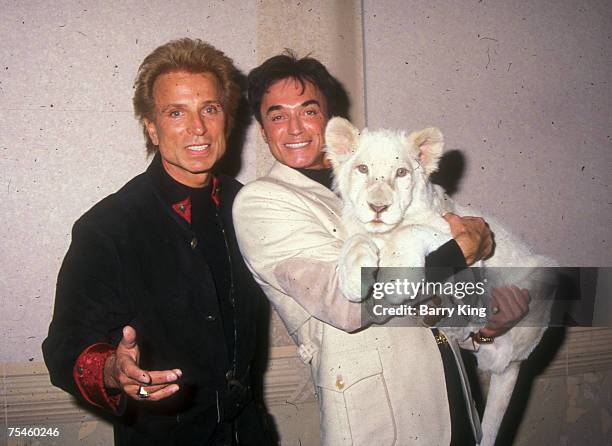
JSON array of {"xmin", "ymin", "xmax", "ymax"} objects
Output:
[{"xmin": 266, "ymin": 162, "xmax": 343, "ymax": 221}]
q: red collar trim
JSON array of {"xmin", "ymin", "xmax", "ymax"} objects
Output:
[
  {"xmin": 172, "ymin": 197, "xmax": 192, "ymax": 224},
  {"xmin": 211, "ymin": 176, "xmax": 221, "ymax": 208},
  {"xmin": 171, "ymin": 176, "xmax": 221, "ymax": 224}
]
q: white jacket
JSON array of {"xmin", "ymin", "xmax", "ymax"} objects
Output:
[{"xmin": 234, "ymin": 161, "xmax": 479, "ymax": 445}]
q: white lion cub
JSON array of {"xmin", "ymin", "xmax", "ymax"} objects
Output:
[{"xmin": 325, "ymin": 116, "xmax": 556, "ymax": 446}]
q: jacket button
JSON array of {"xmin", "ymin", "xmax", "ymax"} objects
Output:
[
  {"xmin": 205, "ymin": 315, "xmax": 216, "ymax": 322},
  {"xmin": 190, "ymin": 237, "xmax": 198, "ymax": 249}
]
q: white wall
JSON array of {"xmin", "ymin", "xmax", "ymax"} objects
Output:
[{"xmin": 363, "ymin": 0, "xmax": 612, "ymax": 267}]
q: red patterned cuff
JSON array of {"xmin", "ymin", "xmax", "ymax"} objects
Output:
[{"xmin": 73, "ymin": 343, "xmax": 122, "ymax": 413}]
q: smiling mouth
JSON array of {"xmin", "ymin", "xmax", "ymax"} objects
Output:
[
  {"xmin": 284, "ymin": 141, "xmax": 310, "ymax": 149},
  {"xmin": 186, "ymin": 144, "xmax": 210, "ymax": 152}
]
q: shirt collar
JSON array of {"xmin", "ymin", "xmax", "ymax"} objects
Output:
[
  {"xmin": 146, "ymin": 153, "xmax": 222, "ymax": 223},
  {"xmin": 294, "ymin": 166, "xmax": 334, "ymax": 190}
]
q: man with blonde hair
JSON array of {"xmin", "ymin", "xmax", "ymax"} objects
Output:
[{"xmin": 43, "ymin": 38, "xmax": 269, "ymax": 445}]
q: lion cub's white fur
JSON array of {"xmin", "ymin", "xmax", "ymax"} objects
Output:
[{"xmin": 325, "ymin": 117, "xmax": 555, "ymax": 446}]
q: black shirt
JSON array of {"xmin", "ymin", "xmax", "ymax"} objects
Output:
[{"xmin": 154, "ymin": 159, "xmax": 235, "ymax": 362}]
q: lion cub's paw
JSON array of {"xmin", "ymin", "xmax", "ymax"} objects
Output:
[{"xmin": 339, "ymin": 233, "xmax": 379, "ymax": 302}]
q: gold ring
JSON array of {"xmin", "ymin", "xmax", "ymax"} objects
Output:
[
  {"xmin": 137, "ymin": 386, "xmax": 149, "ymax": 399},
  {"xmin": 472, "ymin": 331, "xmax": 495, "ymax": 344}
]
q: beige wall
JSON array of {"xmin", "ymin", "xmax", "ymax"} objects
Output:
[
  {"xmin": 363, "ymin": 0, "xmax": 612, "ymax": 267},
  {"xmin": 1, "ymin": 0, "xmax": 611, "ymax": 445}
]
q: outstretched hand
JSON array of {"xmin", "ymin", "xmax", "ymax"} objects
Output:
[{"xmin": 103, "ymin": 326, "xmax": 182, "ymax": 401}]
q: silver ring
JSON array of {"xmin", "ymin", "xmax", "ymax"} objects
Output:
[
  {"xmin": 491, "ymin": 306, "xmax": 500, "ymax": 315},
  {"xmin": 137, "ymin": 386, "xmax": 149, "ymax": 399}
]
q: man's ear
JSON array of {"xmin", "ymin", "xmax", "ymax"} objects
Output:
[
  {"xmin": 259, "ymin": 125, "xmax": 268, "ymax": 144},
  {"xmin": 324, "ymin": 117, "xmax": 360, "ymax": 167},
  {"xmin": 407, "ymin": 127, "xmax": 444, "ymax": 176},
  {"xmin": 144, "ymin": 118, "xmax": 159, "ymax": 146}
]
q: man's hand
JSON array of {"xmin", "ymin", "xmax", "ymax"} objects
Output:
[
  {"xmin": 103, "ymin": 326, "xmax": 182, "ymax": 401},
  {"xmin": 443, "ymin": 213, "xmax": 493, "ymax": 265},
  {"xmin": 479, "ymin": 286, "xmax": 530, "ymax": 338}
]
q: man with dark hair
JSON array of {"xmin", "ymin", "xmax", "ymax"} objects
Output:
[
  {"xmin": 43, "ymin": 38, "xmax": 269, "ymax": 445},
  {"xmin": 247, "ymin": 52, "xmax": 346, "ymax": 125},
  {"xmin": 234, "ymin": 52, "xmax": 529, "ymax": 445}
]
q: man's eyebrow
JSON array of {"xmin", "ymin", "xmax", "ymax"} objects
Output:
[
  {"xmin": 301, "ymin": 99, "xmax": 320, "ymax": 108},
  {"xmin": 265, "ymin": 99, "xmax": 321, "ymax": 116},
  {"xmin": 265, "ymin": 105, "xmax": 283, "ymax": 115},
  {"xmin": 160, "ymin": 103, "xmax": 186, "ymax": 113},
  {"xmin": 160, "ymin": 100, "xmax": 222, "ymax": 113}
]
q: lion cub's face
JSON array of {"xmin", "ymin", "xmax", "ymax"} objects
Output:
[{"xmin": 325, "ymin": 117, "xmax": 444, "ymax": 234}]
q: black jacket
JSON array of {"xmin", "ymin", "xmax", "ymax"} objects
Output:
[{"xmin": 43, "ymin": 157, "xmax": 269, "ymax": 445}]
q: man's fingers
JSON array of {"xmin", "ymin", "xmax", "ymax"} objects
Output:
[
  {"xmin": 118, "ymin": 325, "xmax": 138, "ymax": 350},
  {"xmin": 115, "ymin": 325, "xmax": 144, "ymax": 380},
  {"xmin": 126, "ymin": 383, "xmax": 180, "ymax": 401},
  {"xmin": 113, "ymin": 326, "xmax": 184, "ymax": 394},
  {"xmin": 111, "ymin": 326, "xmax": 183, "ymax": 399},
  {"xmin": 119, "ymin": 367, "xmax": 182, "ymax": 389},
  {"xmin": 478, "ymin": 326, "xmax": 499, "ymax": 338},
  {"xmin": 122, "ymin": 367, "xmax": 183, "ymax": 400},
  {"xmin": 505, "ymin": 286, "xmax": 528, "ymax": 313},
  {"xmin": 119, "ymin": 359, "xmax": 151, "ymax": 385},
  {"xmin": 499, "ymin": 286, "xmax": 529, "ymax": 317},
  {"xmin": 140, "ymin": 384, "xmax": 180, "ymax": 402},
  {"xmin": 461, "ymin": 216, "xmax": 486, "ymax": 226},
  {"xmin": 147, "ymin": 369, "xmax": 183, "ymax": 385},
  {"xmin": 515, "ymin": 286, "xmax": 531, "ymax": 305},
  {"xmin": 482, "ymin": 286, "xmax": 531, "ymax": 338},
  {"xmin": 443, "ymin": 213, "xmax": 491, "ymax": 264},
  {"xmin": 491, "ymin": 288, "xmax": 519, "ymax": 323},
  {"xmin": 487, "ymin": 286, "xmax": 531, "ymax": 332},
  {"xmin": 442, "ymin": 212, "xmax": 460, "ymax": 226}
]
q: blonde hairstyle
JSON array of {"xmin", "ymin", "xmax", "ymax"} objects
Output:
[{"xmin": 133, "ymin": 38, "xmax": 241, "ymax": 154}]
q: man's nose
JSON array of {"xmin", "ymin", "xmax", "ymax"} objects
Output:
[
  {"xmin": 287, "ymin": 115, "xmax": 304, "ymax": 135},
  {"xmin": 189, "ymin": 113, "xmax": 207, "ymax": 136}
]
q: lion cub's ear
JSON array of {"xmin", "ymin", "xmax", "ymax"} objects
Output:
[
  {"xmin": 407, "ymin": 127, "xmax": 444, "ymax": 176},
  {"xmin": 325, "ymin": 117, "xmax": 360, "ymax": 167}
]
